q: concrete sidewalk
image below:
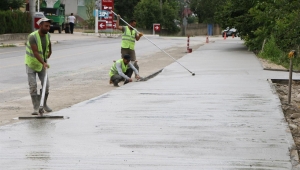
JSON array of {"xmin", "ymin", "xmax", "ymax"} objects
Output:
[{"xmin": 1, "ymin": 38, "xmax": 299, "ymax": 169}]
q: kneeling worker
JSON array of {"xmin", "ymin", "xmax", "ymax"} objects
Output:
[{"xmin": 109, "ymin": 54, "xmax": 140, "ymax": 87}]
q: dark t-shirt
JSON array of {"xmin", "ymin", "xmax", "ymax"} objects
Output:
[{"xmin": 29, "ymin": 34, "xmax": 50, "ymax": 57}]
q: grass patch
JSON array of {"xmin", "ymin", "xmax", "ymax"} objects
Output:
[
  {"xmin": 258, "ymin": 36, "xmax": 300, "ymax": 70},
  {"xmin": 0, "ymin": 43, "xmax": 16, "ymax": 47}
]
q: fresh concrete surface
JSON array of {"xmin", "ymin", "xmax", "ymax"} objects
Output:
[{"xmin": 1, "ymin": 38, "xmax": 300, "ymax": 169}]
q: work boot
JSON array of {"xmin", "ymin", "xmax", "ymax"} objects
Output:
[
  {"xmin": 44, "ymin": 93, "xmax": 52, "ymax": 112},
  {"xmin": 40, "ymin": 89, "xmax": 52, "ymax": 112},
  {"xmin": 113, "ymin": 80, "xmax": 119, "ymax": 87},
  {"xmin": 30, "ymin": 95, "xmax": 40, "ymax": 115},
  {"xmin": 124, "ymin": 79, "xmax": 129, "ymax": 85}
]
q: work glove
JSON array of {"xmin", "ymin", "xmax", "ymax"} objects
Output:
[{"xmin": 139, "ymin": 32, "xmax": 143, "ymax": 37}]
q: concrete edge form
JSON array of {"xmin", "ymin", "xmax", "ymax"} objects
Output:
[
  {"xmin": 138, "ymin": 69, "xmax": 163, "ymax": 82},
  {"xmin": 264, "ymin": 68, "xmax": 300, "ymax": 73}
]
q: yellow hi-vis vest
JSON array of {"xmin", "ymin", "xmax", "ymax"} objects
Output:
[
  {"xmin": 121, "ymin": 26, "xmax": 136, "ymax": 50},
  {"xmin": 109, "ymin": 59, "xmax": 128, "ymax": 77},
  {"xmin": 24, "ymin": 31, "xmax": 50, "ymax": 72}
]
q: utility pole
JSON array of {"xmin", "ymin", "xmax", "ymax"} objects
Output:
[
  {"xmin": 37, "ymin": 0, "xmax": 39, "ymax": 12},
  {"xmin": 160, "ymin": 0, "xmax": 162, "ymax": 21},
  {"xmin": 160, "ymin": 0, "xmax": 162, "ymax": 9},
  {"xmin": 29, "ymin": 0, "xmax": 36, "ymax": 31}
]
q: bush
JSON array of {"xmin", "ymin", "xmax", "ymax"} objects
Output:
[
  {"xmin": 0, "ymin": 11, "xmax": 31, "ymax": 34},
  {"xmin": 259, "ymin": 35, "xmax": 300, "ymax": 70}
]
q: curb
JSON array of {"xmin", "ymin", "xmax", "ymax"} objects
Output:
[
  {"xmin": 0, "ymin": 40, "xmax": 58, "ymax": 47},
  {"xmin": 263, "ymin": 68, "xmax": 300, "ymax": 73}
]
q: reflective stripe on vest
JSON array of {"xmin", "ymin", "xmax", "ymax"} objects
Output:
[
  {"xmin": 109, "ymin": 59, "xmax": 128, "ymax": 77},
  {"xmin": 24, "ymin": 31, "xmax": 49, "ymax": 72},
  {"xmin": 121, "ymin": 26, "xmax": 136, "ymax": 50}
]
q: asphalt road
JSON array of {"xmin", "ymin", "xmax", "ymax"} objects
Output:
[{"xmin": 0, "ymin": 34, "xmax": 196, "ymax": 103}]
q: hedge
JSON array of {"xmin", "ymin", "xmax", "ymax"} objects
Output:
[{"xmin": 0, "ymin": 10, "xmax": 31, "ymax": 34}]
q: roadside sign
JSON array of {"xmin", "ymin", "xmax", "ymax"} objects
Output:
[
  {"xmin": 34, "ymin": 12, "xmax": 45, "ymax": 29},
  {"xmin": 112, "ymin": 20, "xmax": 117, "ymax": 29},
  {"xmin": 102, "ymin": 0, "xmax": 114, "ymax": 10},
  {"xmin": 99, "ymin": 10, "xmax": 109, "ymax": 18},
  {"xmin": 154, "ymin": 24, "xmax": 161, "ymax": 32},
  {"xmin": 101, "ymin": 0, "xmax": 114, "ymax": 29},
  {"xmin": 98, "ymin": 20, "xmax": 107, "ymax": 30},
  {"xmin": 153, "ymin": 23, "xmax": 161, "ymax": 35}
]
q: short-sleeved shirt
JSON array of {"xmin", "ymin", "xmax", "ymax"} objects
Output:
[
  {"xmin": 29, "ymin": 34, "xmax": 50, "ymax": 59},
  {"xmin": 68, "ymin": 16, "xmax": 76, "ymax": 23}
]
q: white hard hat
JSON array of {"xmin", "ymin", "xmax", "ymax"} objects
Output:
[{"xmin": 36, "ymin": 17, "xmax": 52, "ymax": 25}]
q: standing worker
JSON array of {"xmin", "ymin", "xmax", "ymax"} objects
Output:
[
  {"xmin": 109, "ymin": 54, "xmax": 140, "ymax": 87},
  {"xmin": 68, "ymin": 13, "xmax": 76, "ymax": 34},
  {"xmin": 116, "ymin": 15, "xmax": 143, "ymax": 79},
  {"xmin": 25, "ymin": 18, "xmax": 53, "ymax": 115}
]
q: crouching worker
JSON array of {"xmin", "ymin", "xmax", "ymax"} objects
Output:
[{"xmin": 109, "ymin": 54, "xmax": 140, "ymax": 87}]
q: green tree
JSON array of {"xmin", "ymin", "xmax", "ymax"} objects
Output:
[
  {"xmin": 215, "ymin": 0, "xmax": 259, "ymax": 50},
  {"xmin": 114, "ymin": 0, "xmax": 141, "ymax": 21},
  {"xmin": 133, "ymin": 0, "xmax": 162, "ymax": 29},
  {"xmin": 0, "ymin": 0, "xmax": 25, "ymax": 11},
  {"xmin": 134, "ymin": 0, "xmax": 180, "ymax": 33},
  {"xmin": 162, "ymin": 1, "xmax": 180, "ymax": 33},
  {"xmin": 190, "ymin": 0, "xmax": 225, "ymax": 23},
  {"xmin": 250, "ymin": 0, "xmax": 300, "ymax": 52},
  {"xmin": 85, "ymin": 0, "xmax": 95, "ymax": 29}
]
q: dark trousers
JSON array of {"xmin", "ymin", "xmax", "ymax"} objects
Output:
[
  {"xmin": 110, "ymin": 68, "xmax": 133, "ymax": 85},
  {"xmin": 69, "ymin": 22, "xmax": 74, "ymax": 34}
]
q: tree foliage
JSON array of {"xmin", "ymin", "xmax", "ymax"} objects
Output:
[
  {"xmin": 0, "ymin": 10, "xmax": 31, "ymax": 34},
  {"xmin": 214, "ymin": 0, "xmax": 300, "ymax": 53},
  {"xmin": 85, "ymin": 0, "xmax": 95, "ymax": 29},
  {"xmin": 190, "ymin": 0, "xmax": 225, "ymax": 23},
  {"xmin": 133, "ymin": 0, "xmax": 180, "ymax": 33},
  {"xmin": 114, "ymin": 0, "xmax": 141, "ymax": 22},
  {"xmin": 0, "ymin": 0, "xmax": 25, "ymax": 11}
]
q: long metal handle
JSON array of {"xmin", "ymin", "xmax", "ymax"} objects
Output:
[
  {"xmin": 111, "ymin": 10, "xmax": 195, "ymax": 75},
  {"xmin": 40, "ymin": 69, "xmax": 48, "ymax": 108}
]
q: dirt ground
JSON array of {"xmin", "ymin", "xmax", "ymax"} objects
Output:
[{"xmin": 0, "ymin": 44, "xmax": 202, "ymax": 126}]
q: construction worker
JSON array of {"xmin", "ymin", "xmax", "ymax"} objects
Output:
[
  {"xmin": 116, "ymin": 15, "xmax": 143, "ymax": 79},
  {"xmin": 25, "ymin": 18, "xmax": 52, "ymax": 115},
  {"xmin": 109, "ymin": 54, "xmax": 140, "ymax": 87}
]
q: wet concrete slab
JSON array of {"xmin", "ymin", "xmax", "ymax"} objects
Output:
[{"xmin": 1, "ymin": 38, "xmax": 299, "ymax": 169}]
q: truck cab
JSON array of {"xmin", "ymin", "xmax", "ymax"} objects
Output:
[{"xmin": 40, "ymin": 0, "xmax": 65, "ymax": 33}]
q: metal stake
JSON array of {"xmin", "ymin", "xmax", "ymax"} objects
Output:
[{"xmin": 288, "ymin": 59, "xmax": 293, "ymax": 104}]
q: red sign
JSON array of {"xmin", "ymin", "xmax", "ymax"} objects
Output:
[
  {"xmin": 101, "ymin": 0, "xmax": 114, "ymax": 29},
  {"xmin": 34, "ymin": 17, "xmax": 42, "ymax": 29},
  {"xmin": 112, "ymin": 20, "xmax": 117, "ymax": 29},
  {"xmin": 98, "ymin": 21, "xmax": 107, "ymax": 30},
  {"xmin": 154, "ymin": 24, "xmax": 161, "ymax": 32},
  {"xmin": 102, "ymin": 0, "xmax": 114, "ymax": 10}
]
